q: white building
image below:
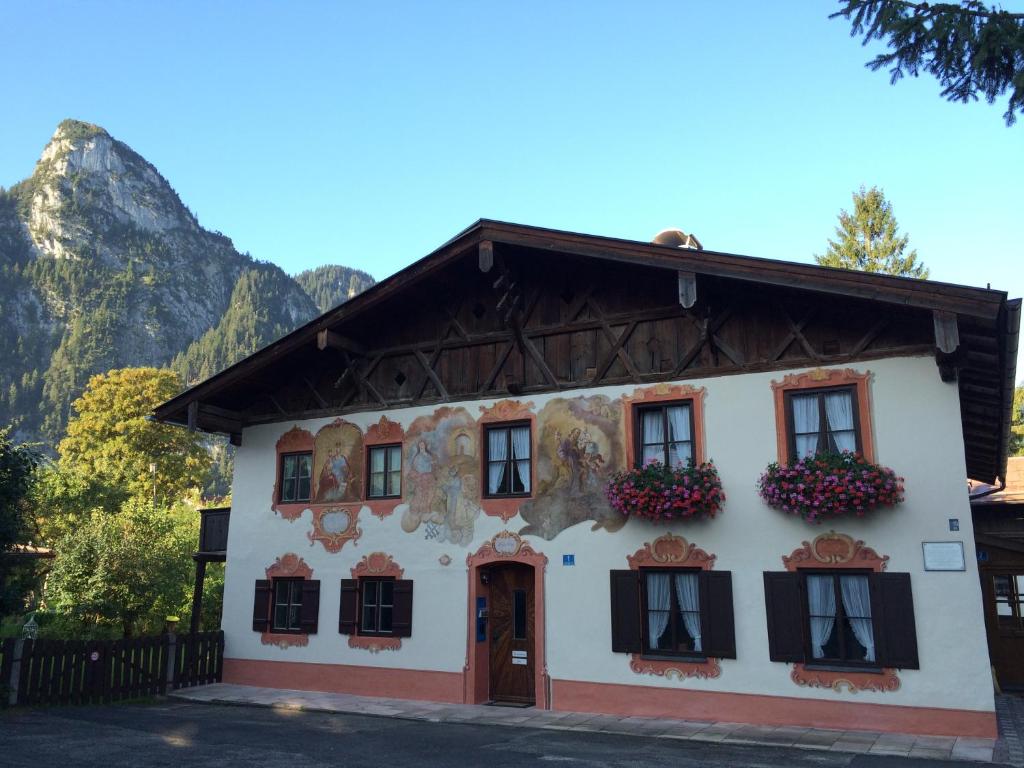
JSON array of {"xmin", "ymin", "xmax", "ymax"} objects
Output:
[{"xmin": 158, "ymin": 221, "xmax": 1020, "ymax": 738}]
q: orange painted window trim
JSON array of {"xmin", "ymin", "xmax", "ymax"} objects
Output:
[
  {"xmin": 622, "ymin": 384, "xmax": 707, "ymax": 468},
  {"xmin": 272, "ymin": 427, "xmax": 315, "ymax": 520},
  {"xmin": 477, "ymin": 400, "xmax": 536, "ymax": 523},
  {"xmin": 770, "ymin": 368, "xmax": 874, "ymax": 464}
]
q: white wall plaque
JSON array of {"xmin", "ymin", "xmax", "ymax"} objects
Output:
[
  {"xmin": 512, "ymin": 650, "xmax": 527, "ymax": 658},
  {"xmin": 922, "ymin": 541, "xmax": 966, "ymax": 571},
  {"xmin": 512, "ymin": 657, "xmax": 528, "ymax": 666}
]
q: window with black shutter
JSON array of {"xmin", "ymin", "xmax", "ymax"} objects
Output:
[
  {"xmin": 609, "ymin": 569, "xmax": 734, "ymax": 659},
  {"xmin": 253, "ymin": 578, "xmax": 319, "ymax": 635},
  {"xmin": 271, "ymin": 578, "xmax": 304, "ymax": 632},
  {"xmin": 762, "ymin": 570, "xmax": 919, "ymax": 670},
  {"xmin": 339, "ymin": 577, "xmax": 414, "ymax": 638},
  {"xmin": 279, "ymin": 452, "xmax": 312, "ymax": 503}
]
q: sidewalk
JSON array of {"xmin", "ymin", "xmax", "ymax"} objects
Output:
[{"xmin": 171, "ymin": 683, "xmax": 1002, "ymax": 763}]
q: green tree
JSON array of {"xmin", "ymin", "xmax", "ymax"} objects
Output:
[
  {"xmin": 1011, "ymin": 385, "xmax": 1024, "ymax": 456},
  {"xmin": 833, "ymin": 1, "xmax": 1024, "ymax": 125},
  {"xmin": 0, "ymin": 427, "xmax": 40, "ymax": 616},
  {"xmin": 45, "ymin": 497, "xmax": 196, "ymax": 637},
  {"xmin": 57, "ymin": 368, "xmax": 209, "ymax": 503},
  {"xmin": 816, "ymin": 186, "xmax": 930, "ymax": 277}
]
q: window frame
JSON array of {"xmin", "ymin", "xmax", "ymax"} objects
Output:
[
  {"xmin": 482, "ymin": 420, "xmax": 532, "ymax": 500},
  {"xmin": 798, "ymin": 568, "xmax": 879, "ymax": 670},
  {"xmin": 358, "ymin": 576, "xmax": 396, "ymax": 636},
  {"xmin": 366, "ymin": 443, "xmax": 402, "ymax": 500},
  {"xmin": 270, "ymin": 577, "xmax": 305, "ymax": 634},
  {"xmin": 632, "ymin": 399, "xmax": 697, "ymax": 469},
  {"xmin": 278, "ymin": 451, "xmax": 313, "ymax": 504},
  {"xmin": 783, "ymin": 384, "xmax": 863, "ymax": 461},
  {"xmin": 638, "ymin": 566, "xmax": 707, "ymax": 660}
]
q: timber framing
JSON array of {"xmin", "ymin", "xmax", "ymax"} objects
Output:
[{"xmin": 154, "ymin": 220, "xmax": 1019, "ymax": 485}]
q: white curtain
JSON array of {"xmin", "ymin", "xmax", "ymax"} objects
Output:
[
  {"xmin": 792, "ymin": 394, "xmax": 821, "ymax": 458},
  {"xmin": 511, "ymin": 426, "xmax": 531, "ymax": 493},
  {"xmin": 806, "ymin": 574, "xmax": 836, "ymax": 659},
  {"xmin": 673, "ymin": 573, "xmax": 702, "ymax": 652},
  {"xmin": 487, "ymin": 428, "xmax": 508, "ymax": 494},
  {"xmin": 666, "ymin": 406, "xmax": 692, "ymax": 466},
  {"xmin": 370, "ymin": 448, "xmax": 386, "ymax": 496},
  {"xmin": 824, "ymin": 391, "xmax": 856, "ymax": 453},
  {"xmin": 645, "ymin": 572, "xmax": 671, "ymax": 648},
  {"xmin": 642, "ymin": 411, "xmax": 665, "ymax": 464},
  {"xmin": 840, "ymin": 575, "xmax": 876, "ymax": 662}
]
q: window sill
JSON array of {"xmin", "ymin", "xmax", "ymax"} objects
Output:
[
  {"xmin": 803, "ymin": 662, "xmax": 883, "ymax": 675},
  {"xmin": 641, "ymin": 653, "xmax": 709, "ymax": 664}
]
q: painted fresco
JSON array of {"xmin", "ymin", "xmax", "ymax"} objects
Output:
[
  {"xmin": 399, "ymin": 406, "xmax": 481, "ymax": 546},
  {"xmin": 312, "ymin": 419, "xmax": 363, "ymax": 503},
  {"xmin": 519, "ymin": 395, "xmax": 627, "ymax": 540}
]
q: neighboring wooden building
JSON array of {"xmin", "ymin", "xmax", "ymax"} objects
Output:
[
  {"xmin": 157, "ymin": 220, "xmax": 1020, "ymax": 738},
  {"xmin": 972, "ymin": 457, "xmax": 1024, "ymax": 690}
]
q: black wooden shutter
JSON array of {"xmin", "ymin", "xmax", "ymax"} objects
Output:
[
  {"xmin": 392, "ymin": 579, "xmax": 414, "ymax": 638},
  {"xmin": 700, "ymin": 571, "xmax": 736, "ymax": 659},
  {"xmin": 763, "ymin": 572, "xmax": 806, "ymax": 662},
  {"xmin": 609, "ymin": 570, "xmax": 642, "ymax": 653},
  {"xmin": 252, "ymin": 580, "xmax": 272, "ymax": 632},
  {"xmin": 872, "ymin": 572, "xmax": 919, "ymax": 669},
  {"xmin": 299, "ymin": 580, "xmax": 320, "ymax": 634},
  {"xmin": 339, "ymin": 579, "xmax": 358, "ymax": 635}
]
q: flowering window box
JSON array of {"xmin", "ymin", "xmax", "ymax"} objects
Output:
[
  {"xmin": 606, "ymin": 460, "xmax": 725, "ymax": 522},
  {"xmin": 757, "ymin": 451, "xmax": 904, "ymax": 523}
]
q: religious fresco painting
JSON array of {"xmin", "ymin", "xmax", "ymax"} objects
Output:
[
  {"xmin": 312, "ymin": 419, "xmax": 364, "ymax": 503},
  {"xmin": 399, "ymin": 406, "xmax": 481, "ymax": 546},
  {"xmin": 519, "ymin": 394, "xmax": 627, "ymax": 540}
]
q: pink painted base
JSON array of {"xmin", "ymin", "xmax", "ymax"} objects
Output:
[{"xmin": 550, "ymin": 679, "xmax": 996, "ymax": 738}]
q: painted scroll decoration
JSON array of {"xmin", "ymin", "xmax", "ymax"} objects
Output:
[
  {"xmin": 478, "ymin": 400, "xmax": 535, "ymax": 522},
  {"xmin": 400, "ymin": 406, "xmax": 481, "ymax": 546},
  {"xmin": 782, "ymin": 531, "xmax": 899, "ymax": 693},
  {"xmin": 261, "ymin": 553, "xmax": 313, "ymax": 649},
  {"xmin": 308, "ymin": 505, "xmax": 363, "ymax": 553},
  {"xmin": 519, "ymin": 395, "xmax": 625, "ymax": 540},
  {"xmin": 626, "ymin": 533, "xmax": 720, "ymax": 680},
  {"xmin": 364, "ymin": 416, "xmax": 406, "ymax": 520},
  {"xmin": 272, "ymin": 426, "xmax": 315, "ymax": 521},
  {"xmin": 348, "ymin": 552, "xmax": 404, "ymax": 653}
]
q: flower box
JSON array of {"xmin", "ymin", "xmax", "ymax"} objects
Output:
[
  {"xmin": 757, "ymin": 451, "xmax": 904, "ymax": 523},
  {"xmin": 605, "ymin": 460, "xmax": 725, "ymax": 522}
]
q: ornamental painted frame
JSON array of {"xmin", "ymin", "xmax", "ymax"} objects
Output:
[
  {"xmin": 626, "ymin": 533, "xmax": 721, "ymax": 680},
  {"xmin": 261, "ymin": 553, "xmax": 314, "ymax": 649},
  {"xmin": 364, "ymin": 416, "xmax": 406, "ymax": 520},
  {"xmin": 308, "ymin": 505, "xmax": 363, "ymax": 553},
  {"xmin": 347, "ymin": 552, "xmax": 405, "ymax": 653},
  {"xmin": 770, "ymin": 368, "xmax": 874, "ymax": 465},
  {"xmin": 781, "ymin": 531, "xmax": 899, "ymax": 693},
  {"xmin": 272, "ymin": 426, "xmax": 315, "ymax": 521},
  {"xmin": 478, "ymin": 400, "xmax": 536, "ymax": 522},
  {"xmin": 622, "ymin": 384, "xmax": 707, "ymax": 469},
  {"xmin": 464, "ymin": 531, "xmax": 549, "ymax": 707}
]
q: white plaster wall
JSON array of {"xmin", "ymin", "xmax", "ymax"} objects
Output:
[{"xmin": 223, "ymin": 355, "xmax": 994, "ymax": 714}]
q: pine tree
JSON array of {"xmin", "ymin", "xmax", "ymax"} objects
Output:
[{"xmin": 816, "ymin": 186, "xmax": 929, "ymax": 278}]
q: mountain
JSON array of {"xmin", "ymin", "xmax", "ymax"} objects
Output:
[{"xmin": 0, "ymin": 119, "xmax": 373, "ymax": 444}]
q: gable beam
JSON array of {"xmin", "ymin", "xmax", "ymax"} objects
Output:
[{"xmin": 317, "ymin": 328, "xmax": 367, "ymax": 357}]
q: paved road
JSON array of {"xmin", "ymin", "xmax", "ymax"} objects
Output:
[{"xmin": 0, "ymin": 700, "xmax": 1007, "ymax": 767}]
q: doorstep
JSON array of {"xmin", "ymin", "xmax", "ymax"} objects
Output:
[{"xmin": 170, "ymin": 683, "xmax": 1001, "ymax": 763}]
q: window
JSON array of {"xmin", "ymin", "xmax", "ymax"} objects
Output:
[
  {"xmin": 785, "ymin": 386, "xmax": 860, "ymax": 460},
  {"xmin": 642, "ymin": 569, "xmax": 704, "ymax": 655},
  {"xmin": 367, "ymin": 444, "xmax": 402, "ymax": 499},
  {"xmin": 513, "ymin": 589, "xmax": 527, "ymax": 640},
  {"xmin": 279, "ymin": 452, "xmax": 312, "ymax": 503},
  {"xmin": 272, "ymin": 578, "xmax": 304, "ymax": 632},
  {"xmin": 635, "ymin": 401, "xmax": 694, "ymax": 467},
  {"xmin": 804, "ymin": 572, "xmax": 875, "ymax": 664},
  {"xmin": 993, "ymin": 574, "xmax": 1024, "ymax": 628},
  {"xmin": 360, "ymin": 578, "xmax": 394, "ymax": 634},
  {"xmin": 484, "ymin": 422, "xmax": 531, "ymax": 497},
  {"xmin": 609, "ymin": 569, "xmax": 735, "ymax": 659},
  {"xmin": 763, "ymin": 570, "xmax": 919, "ymax": 669}
]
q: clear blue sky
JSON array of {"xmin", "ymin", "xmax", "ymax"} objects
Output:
[{"xmin": 3, "ymin": 1, "xmax": 1021, "ymax": 377}]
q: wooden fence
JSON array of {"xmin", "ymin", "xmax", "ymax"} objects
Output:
[{"xmin": 0, "ymin": 631, "xmax": 223, "ymax": 707}]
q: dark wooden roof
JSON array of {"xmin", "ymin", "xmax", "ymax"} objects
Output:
[{"xmin": 154, "ymin": 219, "xmax": 1020, "ymax": 484}]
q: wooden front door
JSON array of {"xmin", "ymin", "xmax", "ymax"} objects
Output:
[
  {"xmin": 488, "ymin": 563, "xmax": 535, "ymax": 704},
  {"xmin": 981, "ymin": 568, "xmax": 1024, "ymax": 689}
]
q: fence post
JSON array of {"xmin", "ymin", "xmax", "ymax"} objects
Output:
[
  {"xmin": 7, "ymin": 639, "xmax": 23, "ymax": 707},
  {"xmin": 165, "ymin": 633, "xmax": 177, "ymax": 690}
]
